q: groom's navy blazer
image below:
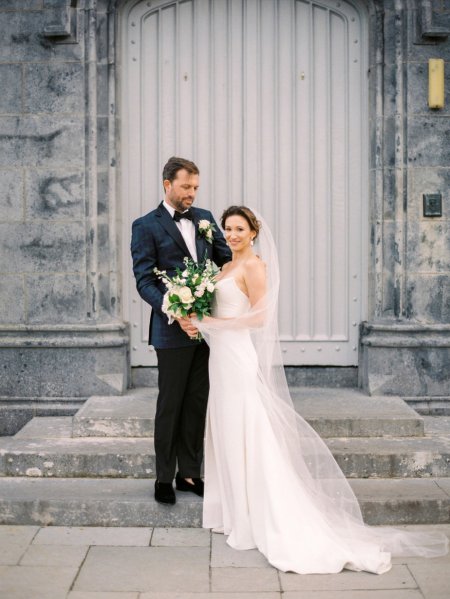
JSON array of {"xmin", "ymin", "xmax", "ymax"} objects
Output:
[{"xmin": 131, "ymin": 202, "xmax": 231, "ymax": 349}]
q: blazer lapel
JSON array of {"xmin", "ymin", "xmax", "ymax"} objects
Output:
[
  {"xmin": 193, "ymin": 211, "xmax": 208, "ymax": 263},
  {"xmin": 156, "ymin": 202, "xmax": 193, "ymax": 259}
]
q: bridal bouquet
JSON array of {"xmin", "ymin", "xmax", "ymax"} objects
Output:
[{"xmin": 154, "ymin": 257, "xmax": 218, "ymax": 326}]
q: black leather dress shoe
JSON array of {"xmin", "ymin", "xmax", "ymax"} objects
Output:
[
  {"xmin": 154, "ymin": 480, "xmax": 176, "ymax": 505},
  {"xmin": 175, "ymin": 472, "xmax": 204, "ymax": 497}
]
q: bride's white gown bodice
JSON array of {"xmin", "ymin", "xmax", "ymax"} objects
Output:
[{"xmin": 203, "ymin": 277, "xmax": 393, "ymax": 574}]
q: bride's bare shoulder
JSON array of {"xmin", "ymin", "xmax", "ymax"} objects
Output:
[{"xmin": 243, "ymin": 255, "xmax": 266, "ymax": 278}]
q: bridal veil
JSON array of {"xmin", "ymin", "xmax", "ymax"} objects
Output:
[{"xmin": 197, "ymin": 208, "xmax": 448, "ymax": 562}]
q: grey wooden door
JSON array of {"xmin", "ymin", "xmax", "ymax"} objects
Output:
[{"xmin": 121, "ymin": 0, "xmax": 368, "ymax": 366}]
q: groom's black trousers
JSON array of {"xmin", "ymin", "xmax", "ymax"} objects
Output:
[{"xmin": 155, "ymin": 342, "xmax": 210, "ymax": 483}]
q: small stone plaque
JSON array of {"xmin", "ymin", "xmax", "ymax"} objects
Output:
[{"xmin": 423, "ymin": 193, "xmax": 442, "ymax": 217}]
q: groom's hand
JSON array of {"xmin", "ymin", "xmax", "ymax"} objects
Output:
[{"xmin": 176, "ymin": 316, "xmax": 199, "ymax": 338}]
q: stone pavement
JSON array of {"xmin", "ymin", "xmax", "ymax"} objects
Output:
[{"xmin": 0, "ymin": 524, "xmax": 449, "ymax": 599}]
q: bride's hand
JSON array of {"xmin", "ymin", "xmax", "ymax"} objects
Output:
[
  {"xmin": 176, "ymin": 315, "xmax": 199, "ymax": 338},
  {"xmin": 190, "ymin": 313, "xmax": 212, "ymax": 324}
]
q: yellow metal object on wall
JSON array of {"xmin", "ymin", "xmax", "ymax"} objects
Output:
[{"xmin": 428, "ymin": 59, "xmax": 445, "ymax": 109}]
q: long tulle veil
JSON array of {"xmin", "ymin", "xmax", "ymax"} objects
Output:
[{"xmin": 197, "ymin": 208, "xmax": 448, "ymax": 562}]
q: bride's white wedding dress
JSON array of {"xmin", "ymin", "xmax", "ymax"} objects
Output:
[{"xmin": 201, "ymin": 275, "xmax": 448, "ymax": 575}]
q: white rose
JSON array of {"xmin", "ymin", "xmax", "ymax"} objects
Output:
[
  {"xmin": 206, "ymin": 282, "xmax": 214, "ymax": 293},
  {"xmin": 182, "ymin": 270, "xmax": 188, "ymax": 277},
  {"xmin": 198, "ymin": 219, "xmax": 210, "ymax": 230},
  {"xmin": 161, "ymin": 293, "xmax": 170, "ymax": 314},
  {"xmin": 178, "ymin": 286, "xmax": 194, "ymax": 304},
  {"xmin": 195, "ymin": 287, "xmax": 205, "ymax": 298}
]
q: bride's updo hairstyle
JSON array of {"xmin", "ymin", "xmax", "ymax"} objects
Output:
[{"xmin": 221, "ymin": 206, "xmax": 261, "ymax": 240}]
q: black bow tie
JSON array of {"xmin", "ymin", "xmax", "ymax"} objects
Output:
[{"xmin": 173, "ymin": 209, "xmax": 193, "ymax": 222}]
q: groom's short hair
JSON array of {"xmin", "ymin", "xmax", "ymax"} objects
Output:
[{"xmin": 162, "ymin": 157, "xmax": 199, "ymax": 187}]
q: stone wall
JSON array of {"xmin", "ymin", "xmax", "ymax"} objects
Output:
[
  {"xmin": 0, "ymin": 0, "xmax": 449, "ymax": 417},
  {"xmin": 360, "ymin": 0, "xmax": 450, "ymax": 395},
  {"xmin": 0, "ymin": 0, "xmax": 129, "ymax": 414}
]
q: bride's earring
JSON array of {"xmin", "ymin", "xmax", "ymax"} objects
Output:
[{"xmin": 251, "ymin": 238, "xmax": 254, "ymax": 246}]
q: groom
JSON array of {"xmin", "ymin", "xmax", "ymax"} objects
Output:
[{"xmin": 131, "ymin": 157, "xmax": 231, "ymax": 505}]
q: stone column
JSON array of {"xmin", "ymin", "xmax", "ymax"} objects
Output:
[
  {"xmin": 0, "ymin": 0, "xmax": 129, "ymax": 407},
  {"xmin": 360, "ymin": 0, "xmax": 450, "ymax": 395}
]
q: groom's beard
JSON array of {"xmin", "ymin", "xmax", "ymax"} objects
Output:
[{"xmin": 169, "ymin": 195, "xmax": 194, "ymax": 213}]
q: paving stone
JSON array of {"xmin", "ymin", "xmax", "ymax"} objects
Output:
[
  {"xmin": 211, "ymin": 567, "xmax": 280, "ymax": 592},
  {"xmin": 73, "ymin": 546, "xmax": 210, "ymax": 592},
  {"xmin": 279, "ymin": 564, "xmax": 417, "ymax": 591},
  {"xmin": 68, "ymin": 593, "xmax": 139, "ymax": 599},
  {"xmin": 33, "ymin": 526, "xmax": 152, "ymax": 546},
  {"xmin": 0, "ymin": 542, "xmax": 29, "ymax": 565},
  {"xmin": 20, "ymin": 543, "xmax": 88, "ymax": 566},
  {"xmin": 407, "ymin": 560, "xmax": 450, "ymax": 599},
  {"xmin": 283, "ymin": 592, "xmax": 423, "ymax": 599},
  {"xmin": 139, "ymin": 594, "xmax": 281, "ymax": 599},
  {"xmin": 0, "ymin": 524, "xmax": 39, "ymax": 544},
  {"xmin": 151, "ymin": 527, "xmax": 210, "ymax": 546},
  {"xmin": 211, "ymin": 534, "xmax": 270, "ymax": 568},
  {"xmin": 0, "ymin": 565, "xmax": 79, "ymax": 599},
  {"xmin": 68, "ymin": 594, "xmax": 139, "ymax": 599}
]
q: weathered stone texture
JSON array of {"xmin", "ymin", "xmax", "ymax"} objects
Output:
[
  {"xmin": 0, "ymin": 221, "xmax": 85, "ymax": 274},
  {"xmin": 25, "ymin": 169, "xmax": 84, "ymax": 220},
  {"xmin": 407, "ymin": 221, "xmax": 450, "ymax": 274},
  {"xmin": 24, "ymin": 63, "xmax": 85, "ymax": 114},
  {"xmin": 0, "ymin": 10, "xmax": 83, "ymax": 62},
  {"xmin": 0, "ymin": 275, "xmax": 25, "ymax": 324},
  {"xmin": 0, "ymin": 116, "xmax": 84, "ymax": 168},
  {"xmin": 0, "ymin": 170, "xmax": 24, "ymax": 221},
  {"xmin": 406, "ymin": 275, "xmax": 450, "ymax": 323},
  {"xmin": 362, "ymin": 344, "xmax": 450, "ymax": 396},
  {"xmin": 26, "ymin": 274, "xmax": 87, "ymax": 324},
  {"xmin": 0, "ymin": 344, "xmax": 128, "ymax": 398},
  {"xmin": 0, "ymin": 64, "xmax": 22, "ymax": 114},
  {"xmin": 407, "ymin": 116, "xmax": 450, "ymax": 167},
  {"xmin": 0, "ymin": 1, "xmax": 42, "ymax": 8}
]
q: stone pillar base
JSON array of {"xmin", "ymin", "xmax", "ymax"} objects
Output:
[
  {"xmin": 0, "ymin": 323, "xmax": 130, "ymax": 398},
  {"xmin": 359, "ymin": 322, "xmax": 450, "ymax": 396}
]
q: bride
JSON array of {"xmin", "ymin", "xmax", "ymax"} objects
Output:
[{"xmin": 193, "ymin": 205, "xmax": 448, "ymax": 575}]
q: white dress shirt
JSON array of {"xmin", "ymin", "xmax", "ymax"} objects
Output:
[{"xmin": 163, "ymin": 200, "xmax": 198, "ymax": 262}]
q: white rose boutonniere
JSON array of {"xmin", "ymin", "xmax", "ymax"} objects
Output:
[{"xmin": 198, "ymin": 219, "xmax": 216, "ymax": 244}]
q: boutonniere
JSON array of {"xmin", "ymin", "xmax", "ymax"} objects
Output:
[{"xmin": 198, "ymin": 219, "xmax": 216, "ymax": 244}]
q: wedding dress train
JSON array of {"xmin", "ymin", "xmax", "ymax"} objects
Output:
[{"xmin": 201, "ymin": 276, "xmax": 448, "ymax": 575}]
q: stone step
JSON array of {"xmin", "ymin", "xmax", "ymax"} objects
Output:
[
  {"xmin": 72, "ymin": 387, "xmax": 425, "ymax": 438},
  {"xmin": 404, "ymin": 397, "xmax": 450, "ymax": 416},
  {"xmin": 0, "ymin": 477, "xmax": 448, "ymax": 527},
  {"xmin": 2, "ymin": 416, "xmax": 448, "ymax": 479}
]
